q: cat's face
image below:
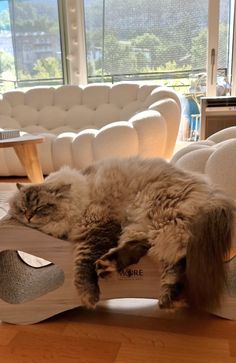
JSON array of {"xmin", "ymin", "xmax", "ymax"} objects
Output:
[{"xmin": 9, "ymin": 182, "xmax": 71, "ymax": 227}]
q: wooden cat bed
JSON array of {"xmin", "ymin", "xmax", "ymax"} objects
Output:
[
  {"xmin": 0, "ymin": 215, "xmax": 236, "ymax": 325},
  {"xmin": 0, "ymin": 216, "xmax": 162, "ymax": 324}
]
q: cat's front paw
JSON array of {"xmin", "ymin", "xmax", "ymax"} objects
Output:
[
  {"xmin": 96, "ymin": 257, "xmax": 117, "ymax": 278},
  {"xmin": 76, "ymin": 283, "xmax": 100, "ymax": 309}
]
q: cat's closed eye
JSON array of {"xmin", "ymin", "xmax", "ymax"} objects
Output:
[
  {"xmin": 34, "ymin": 203, "xmax": 56, "ymax": 215},
  {"xmin": 16, "ymin": 206, "xmax": 26, "ymax": 215}
]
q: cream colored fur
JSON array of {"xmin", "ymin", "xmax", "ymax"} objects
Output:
[{"xmin": 9, "ymin": 156, "xmax": 235, "ymax": 309}]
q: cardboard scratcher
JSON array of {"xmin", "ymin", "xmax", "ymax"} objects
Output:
[{"xmin": 0, "ymin": 216, "xmax": 236, "ymax": 325}]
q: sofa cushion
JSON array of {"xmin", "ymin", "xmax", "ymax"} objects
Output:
[{"xmin": 171, "ymin": 127, "xmax": 236, "ymax": 199}]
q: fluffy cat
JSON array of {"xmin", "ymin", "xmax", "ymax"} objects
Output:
[{"xmin": 8, "ymin": 156, "xmax": 235, "ymax": 310}]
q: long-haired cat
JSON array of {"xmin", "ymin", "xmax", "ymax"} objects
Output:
[{"xmin": 9, "ymin": 156, "xmax": 235, "ymax": 310}]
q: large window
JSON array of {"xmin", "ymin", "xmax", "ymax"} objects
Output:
[
  {"xmin": 0, "ymin": 1, "xmax": 235, "ymax": 108},
  {"xmin": 0, "ymin": 0, "xmax": 64, "ymax": 92},
  {"xmin": 84, "ymin": 0, "xmax": 234, "ymax": 93},
  {"xmin": 83, "ymin": 0, "xmax": 235, "ymax": 140},
  {"xmin": 84, "ymin": 0, "xmax": 209, "ymax": 89}
]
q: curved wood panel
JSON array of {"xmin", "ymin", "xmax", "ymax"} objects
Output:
[
  {"xmin": 0, "ymin": 218, "xmax": 160, "ymax": 324},
  {"xmin": 0, "ymin": 217, "xmax": 236, "ymax": 324}
]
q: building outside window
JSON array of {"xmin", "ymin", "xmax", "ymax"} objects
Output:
[{"xmin": 0, "ymin": 0, "xmax": 64, "ymax": 91}]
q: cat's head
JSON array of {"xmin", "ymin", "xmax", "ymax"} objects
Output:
[{"xmin": 9, "ymin": 182, "xmax": 72, "ymax": 227}]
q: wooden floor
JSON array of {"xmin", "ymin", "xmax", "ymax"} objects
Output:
[{"xmin": 1, "ymin": 300, "xmax": 236, "ymax": 363}]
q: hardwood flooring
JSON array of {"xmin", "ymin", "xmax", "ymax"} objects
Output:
[{"xmin": 1, "ymin": 301, "xmax": 236, "ymax": 363}]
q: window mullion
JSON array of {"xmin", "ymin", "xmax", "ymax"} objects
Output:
[
  {"xmin": 62, "ymin": 0, "xmax": 87, "ymax": 85},
  {"xmin": 207, "ymin": 0, "xmax": 220, "ymax": 97},
  {"xmin": 8, "ymin": 0, "xmax": 18, "ymax": 86},
  {"xmin": 231, "ymin": 0, "xmax": 236, "ymax": 95}
]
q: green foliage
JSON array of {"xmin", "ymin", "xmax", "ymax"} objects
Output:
[
  {"xmin": 0, "ymin": 0, "xmax": 230, "ymax": 93},
  {"xmin": 0, "ymin": 1, "xmax": 62, "ymax": 90},
  {"xmin": 33, "ymin": 57, "xmax": 62, "ymax": 79},
  {"xmin": 13, "ymin": 1, "xmax": 59, "ymax": 34},
  {"xmin": 218, "ymin": 24, "xmax": 228, "ymax": 67},
  {"xmin": 191, "ymin": 27, "xmax": 207, "ymax": 69},
  {"xmin": 0, "ymin": 51, "xmax": 15, "ymax": 75},
  {"xmin": 85, "ymin": 0, "xmax": 211, "ymax": 81},
  {"xmin": 0, "ymin": 10, "xmax": 10, "ymax": 31},
  {"xmin": 153, "ymin": 61, "xmax": 191, "ymax": 72},
  {"xmin": 131, "ymin": 33, "xmax": 161, "ymax": 50},
  {"xmin": 191, "ymin": 24, "xmax": 229, "ymax": 70},
  {"xmin": 86, "ymin": 30, "xmax": 103, "ymax": 55},
  {"xmin": 103, "ymin": 34, "xmax": 137, "ymax": 74},
  {"xmin": 0, "ymin": 51, "xmax": 16, "ymax": 93},
  {"xmin": 131, "ymin": 33, "xmax": 162, "ymax": 68},
  {"xmin": 17, "ymin": 70, "xmax": 33, "ymax": 80}
]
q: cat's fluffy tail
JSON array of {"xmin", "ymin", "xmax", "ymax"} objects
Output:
[{"xmin": 186, "ymin": 193, "xmax": 235, "ymax": 310}]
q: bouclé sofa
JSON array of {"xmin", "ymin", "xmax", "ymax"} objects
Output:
[{"xmin": 0, "ymin": 82, "xmax": 181, "ymax": 176}]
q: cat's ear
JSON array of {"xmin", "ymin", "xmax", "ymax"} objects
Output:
[
  {"xmin": 53, "ymin": 183, "xmax": 71, "ymax": 197},
  {"xmin": 16, "ymin": 182, "xmax": 23, "ymax": 191}
]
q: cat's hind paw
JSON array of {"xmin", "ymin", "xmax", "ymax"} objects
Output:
[
  {"xmin": 158, "ymin": 294, "xmax": 188, "ymax": 312},
  {"xmin": 76, "ymin": 283, "xmax": 100, "ymax": 309},
  {"xmin": 80, "ymin": 293, "xmax": 99, "ymax": 309},
  {"xmin": 158, "ymin": 293, "xmax": 173, "ymax": 310}
]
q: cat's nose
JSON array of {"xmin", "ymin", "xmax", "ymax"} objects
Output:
[{"xmin": 25, "ymin": 211, "xmax": 33, "ymax": 222}]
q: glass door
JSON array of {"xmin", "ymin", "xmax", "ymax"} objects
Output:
[
  {"xmin": 217, "ymin": 0, "xmax": 235, "ymax": 97},
  {"xmin": 83, "ymin": 0, "xmax": 235, "ymax": 141}
]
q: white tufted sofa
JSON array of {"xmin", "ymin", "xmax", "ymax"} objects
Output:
[
  {"xmin": 0, "ymin": 82, "xmax": 181, "ymax": 177},
  {"xmin": 171, "ymin": 127, "xmax": 236, "ymax": 199}
]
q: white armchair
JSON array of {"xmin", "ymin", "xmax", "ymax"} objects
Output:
[
  {"xmin": 171, "ymin": 127, "xmax": 236, "ymax": 199},
  {"xmin": 171, "ymin": 127, "xmax": 236, "ymax": 320}
]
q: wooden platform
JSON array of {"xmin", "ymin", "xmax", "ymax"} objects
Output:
[
  {"xmin": 0, "ymin": 214, "xmax": 235, "ymax": 324},
  {"xmin": 0, "ymin": 216, "xmax": 161, "ymax": 324}
]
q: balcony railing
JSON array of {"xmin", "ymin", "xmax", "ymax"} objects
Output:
[{"xmin": 87, "ymin": 67, "xmax": 228, "ymax": 95}]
